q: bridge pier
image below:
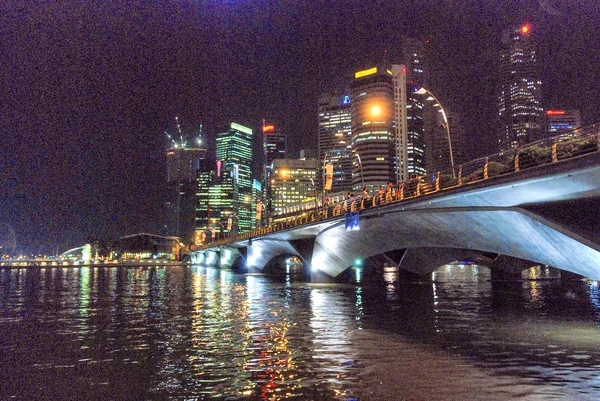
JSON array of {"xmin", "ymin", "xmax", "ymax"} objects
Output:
[
  {"xmin": 560, "ymin": 270, "xmax": 585, "ymax": 281},
  {"xmin": 490, "ymin": 255, "xmax": 533, "ymax": 281},
  {"xmin": 398, "ymin": 247, "xmax": 479, "ymax": 276},
  {"xmin": 310, "ymin": 269, "xmax": 336, "ymax": 283}
]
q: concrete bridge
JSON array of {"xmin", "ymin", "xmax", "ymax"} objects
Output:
[{"xmin": 189, "ymin": 124, "xmax": 600, "ymax": 282}]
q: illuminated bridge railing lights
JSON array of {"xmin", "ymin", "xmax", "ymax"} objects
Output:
[{"xmin": 197, "ymin": 123, "xmax": 600, "ymax": 250}]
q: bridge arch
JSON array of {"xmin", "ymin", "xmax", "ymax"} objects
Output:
[{"xmin": 310, "ymin": 206, "xmax": 600, "ymax": 281}]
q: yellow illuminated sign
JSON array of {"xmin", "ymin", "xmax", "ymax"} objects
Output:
[
  {"xmin": 387, "ymin": 69, "xmax": 392, "ymax": 75},
  {"xmin": 355, "ymin": 67, "xmax": 378, "ymax": 79}
]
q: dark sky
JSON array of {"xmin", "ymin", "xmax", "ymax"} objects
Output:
[{"xmin": 1, "ymin": 0, "xmax": 599, "ymax": 254}]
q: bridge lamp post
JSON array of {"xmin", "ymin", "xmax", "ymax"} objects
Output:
[
  {"xmin": 352, "ymin": 149, "xmax": 365, "ymax": 190},
  {"xmin": 322, "ymin": 138, "xmax": 347, "ymax": 196},
  {"xmin": 210, "ymin": 219, "xmax": 226, "ymax": 241},
  {"xmin": 414, "ymin": 87, "xmax": 455, "ymax": 174}
]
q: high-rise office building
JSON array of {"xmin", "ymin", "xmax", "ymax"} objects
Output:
[
  {"xmin": 194, "ymin": 159, "xmax": 214, "ymax": 246},
  {"xmin": 391, "ymin": 64, "xmax": 409, "ymax": 183},
  {"xmin": 263, "ymin": 124, "xmax": 287, "ymax": 165},
  {"xmin": 270, "ymin": 158, "xmax": 319, "ymax": 216},
  {"xmin": 401, "ymin": 38, "xmax": 427, "ymax": 177},
  {"xmin": 164, "ymin": 127, "xmax": 207, "ymax": 245},
  {"xmin": 350, "ymin": 65, "xmax": 407, "ymax": 191},
  {"xmin": 497, "ymin": 25, "xmax": 544, "ymax": 151},
  {"xmin": 350, "ymin": 67, "xmax": 395, "ymax": 192},
  {"xmin": 318, "ymin": 92, "xmax": 353, "ymax": 192},
  {"xmin": 262, "ymin": 123, "xmax": 286, "ymax": 221},
  {"xmin": 204, "ymin": 161, "xmax": 237, "ymax": 240},
  {"xmin": 213, "ymin": 123, "xmax": 254, "ymax": 233},
  {"xmin": 546, "ymin": 110, "xmax": 581, "ymax": 135}
]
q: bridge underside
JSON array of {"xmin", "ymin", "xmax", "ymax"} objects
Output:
[
  {"xmin": 190, "ymin": 154, "xmax": 600, "ymax": 281},
  {"xmin": 191, "ymin": 201, "xmax": 600, "ymax": 281},
  {"xmin": 311, "ymin": 204, "xmax": 600, "ymax": 280}
]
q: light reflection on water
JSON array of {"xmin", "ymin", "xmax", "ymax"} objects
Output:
[{"xmin": 1, "ymin": 264, "xmax": 600, "ymax": 400}]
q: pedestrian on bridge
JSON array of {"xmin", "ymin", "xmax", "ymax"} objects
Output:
[
  {"xmin": 386, "ymin": 182, "xmax": 395, "ymax": 202},
  {"xmin": 333, "ymin": 201, "xmax": 342, "ymax": 216},
  {"xmin": 378, "ymin": 187, "xmax": 385, "ymax": 205}
]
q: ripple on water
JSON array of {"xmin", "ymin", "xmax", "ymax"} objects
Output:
[{"xmin": 1, "ymin": 265, "xmax": 600, "ymax": 400}]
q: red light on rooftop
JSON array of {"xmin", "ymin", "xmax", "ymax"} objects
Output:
[
  {"xmin": 263, "ymin": 125, "xmax": 275, "ymax": 132},
  {"xmin": 546, "ymin": 110, "xmax": 566, "ymax": 115},
  {"xmin": 402, "ymin": 67, "xmax": 406, "ymax": 75},
  {"xmin": 521, "ymin": 25, "xmax": 530, "ymax": 34}
]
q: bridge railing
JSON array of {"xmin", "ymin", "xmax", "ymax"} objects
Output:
[{"xmin": 197, "ymin": 123, "xmax": 600, "ymax": 250}]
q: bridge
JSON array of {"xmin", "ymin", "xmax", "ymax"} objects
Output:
[{"xmin": 189, "ymin": 124, "xmax": 600, "ymax": 282}]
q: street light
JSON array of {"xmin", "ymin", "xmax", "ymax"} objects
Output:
[
  {"xmin": 352, "ymin": 149, "xmax": 365, "ymax": 190},
  {"xmin": 414, "ymin": 87, "xmax": 455, "ymax": 174},
  {"xmin": 210, "ymin": 219, "xmax": 227, "ymax": 241},
  {"xmin": 323, "ymin": 139, "xmax": 347, "ymax": 191}
]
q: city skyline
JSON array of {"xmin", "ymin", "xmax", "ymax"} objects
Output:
[{"xmin": 2, "ymin": 1, "xmax": 599, "ymax": 253}]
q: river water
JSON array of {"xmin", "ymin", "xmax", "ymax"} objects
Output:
[{"xmin": 1, "ymin": 264, "xmax": 600, "ymax": 400}]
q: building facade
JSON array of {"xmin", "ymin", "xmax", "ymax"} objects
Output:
[
  {"xmin": 318, "ymin": 92, "xmax": 353, "ymax": 192},
  {"xmin": 401, "ymin": 38, "xmax": 427, "ymax": 178},
  {"xmin": 497, "ymin": 25, "xmax": 544, "ymax": 151},
  {"xmin": 194, "ymin": 159, "xmax": 214, "ymax": 246},
  {"xmin": 165, "ymin": 146, "xmax": 207, "ymax": 245},
  {"xmin": 350, "ymin": 65, "xmax": 408, "ymax": 192},
  {"xmin": 263, "ymin": 124, "xmax": 287, "ymax": 165},
  {"xmin": 270, "ymin": 158, "xmax": 319, "ymax": 216},
  {"xmin": 391, "ymin": 64, "xmax": 409, "ymax": 183},
  {"xmin": 262, "ymin": 123, "xmax": 286, "ymax": 221},
  {"xmin": 350, "ymin": 67, "xmax": 396, "ymax": 192},
  {"xmin": 213, "ymin": 123, "xmax": 254, "ymax": 234}
]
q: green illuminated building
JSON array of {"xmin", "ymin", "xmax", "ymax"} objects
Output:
[{"xmin": 213, "ymin": 123, "xmax": 254, "ymax": 234}]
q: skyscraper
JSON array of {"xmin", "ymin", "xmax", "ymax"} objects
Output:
[
  {"xmin": 350, "ymin": 67, "xmax": 395, "ymax": 192},
  {"xmin": 401, "ymin": 38, "xmax": 427, "ymax": 177},
  {"xmin": 497, "ymin": 25, "xmax": 544, "ymax": 151},
  {"xmin": 350, "ymin": 65, "xmax": 407, "ymax": 191},
  {"xmin": 206, "ymin": 161, "xmax": 237, "ymax": 240},
  {"xmin": 262, "ymin": 123, "xmax": 286, "ymax": 220},
  {"xmin": 164, "ymin": 120, "xmax": 206, "ymax": 245},
  {"xmin": 263, "ymin": 124, "xmax": 287, "ymax": 165},
  {"xmin": 391, "ymin": 64, "xmax": 409, "ymax": 183},
  {"xmin": 194, "ymin": 159, "xmax": 214, "ymax": 246},
  {"xmin": 213, "ymin": 123, "xmax": 254, "ymax": 233},
  {"xmin": 318, "ymin": 92, "xmax": 353, "ymax": 192}
]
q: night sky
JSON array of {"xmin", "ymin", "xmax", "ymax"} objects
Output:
[{"xmin": 2, "ymin": 0, "xmax": 599, "ymax": 254}]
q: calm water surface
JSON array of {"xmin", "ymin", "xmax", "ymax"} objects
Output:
[{"xmin": 1, "ymin": 264, "xmax": 600, "ymax": 400}]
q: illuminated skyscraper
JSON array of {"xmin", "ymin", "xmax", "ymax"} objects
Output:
[
  {"xmin": 262, "ymin": 123, "xmax": 286, "ymax": 220},
  {"xmin": 318, "ymin": 92, "xmax": 353, "ymax": 192},
  {"xmin": 391, "ymin": 64, "xmax": 409, "ymax": 183},
  {"xmin": 194, "ymin": 159, "xmax": 214, "ymax": 246},
  {"xmin": 402, "ymin": 38, "xmax": 427, "ymax": 177},
  {"xmin": 546, "ymin": 109, "xmax": 581, "ymax": 135},
  {"xmin": 350, "ymin": 67, "xmax": 395, "ymax": 191},
  {"xmin": 350, "ymin": 65, "xmax": 407, "ymax": 191},
  {"xmin": 263, "ymin": 124, "xmax": 287, "ymax": 165},
  {"xmin": 497, "ymin": 25, "xmax": 544, "ymax": 150},
  {"xmin": 251, "ymin": 179, "xmax": 263, "ymax": 227},
  {"xmin": 213, "ymin": 123, "xmax": 254, "ymax": 233}
]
